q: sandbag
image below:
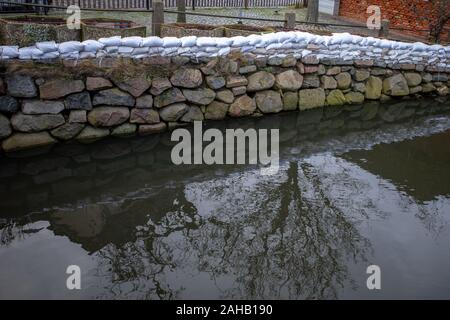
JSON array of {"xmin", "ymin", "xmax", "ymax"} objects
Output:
[
  {"xmin": 36, "ymin": 41, "xmax": 57, "ymax": 53},
  {"xmin": 82, "ymin": 40, "xmax": 104, "ymax": 52},
  {"xmin": 99, "ymin": 36, "xmax": 122, "ymax": 46},
  {"xmin": 142, "ymin": 36, "xmax": 163, "ymax": 47},
  {"xmin": 181, "ymin": 36, "xmax": 197, "ymax": 47},
  {"xmin": 121, "ymin": 36, "xmax": 143, "ymax": 48},
  {"xmin": 162, "ymin": 37, "xmax": 181, "ymax": 47},
  {"xmin": 59, "ymin": 41, "xmax": 83, "ymax": 54}
]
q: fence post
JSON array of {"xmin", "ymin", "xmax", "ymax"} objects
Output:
[
  {"xmin": 306, "ymin": 0, "xmax": 319, "ymax": 23},
  {"xmin": 244, "ymin": 0, "xmax": 248, "ymax": 9},
  {"xmin": 177, "ymin": 0, "xmax": 186, "ymax": 23},
  {"xmin": 192, "ymin": 0, "xmax": 195, "ymax": 10},
  {"xmin": 152, "ymin": 1, "xmax": 164, "ymax": 37},
  {"xmin": 379, "ymin": 19, "xmax": 390, "ymax": 38},
  {"xmin": 284, "ymin": 12, "xmax": 295, "ymax": 29},
  {"xmin": 146, "ymin": 0, "xmax": 150, "ymax": 10}
]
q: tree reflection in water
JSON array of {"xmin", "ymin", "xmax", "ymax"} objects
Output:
[{"xmin": 94, "ymin": 159, "xmax": 370, "ymax": 299}]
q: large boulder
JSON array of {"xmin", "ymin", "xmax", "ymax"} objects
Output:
[
  {"xmin": 206, "ymin": 75, "xmax": 226, "ymax": 90},
  {"xmin": 86, "ymin": 77, "xmax": 113, "ymax": 91},
  {"xmin": 255, "ymin": 90, "xmax": 283, "ymax": 114},
  {"xmin": 181, "ymin": 106, "xmax": 205, "ymax": 122},
  {"xmin": 321, "ymin": 76, "xmax": 337, "ymax": 89},
  {"xmin": 88, "ymin": 107, "xmax": 130, "ymax": 127},
  {"xmin": 0, "ymin": 114, "xmax": 12, "ymax": 138},
  {"xmin": 93, "ymin": 88, "xmax": 135, "ymax": 106},
  {"xmin": 282, "ymin": 92, "xmax": 298, "ymax": 111},
  {"xmin": 136, "ymin": 95, "xmax": 154, "ymax": 108},
  {"xmin": 40, "ymin": 79, "xmax": 85, "ymax": 99},
  {"xmin": 154, "ymin": 88, "xmax": 186, "ymax": 108},
  {"xmin": 275, "ymin": 70, "xmax": 303, "ymax": 91},
  {"xmin": 228, "ymin": 95, "xmax": 256, "ymax": 117},
  {"xmin": 64, "ymin": 92, "xmax": 93, "ymax": 110},
  {"xmin": 345, "ymin": 92, "xmax": 365, "ymax": 104},
  {"xmin": 2, "ymin": 132, "xmax": 57, "ymax": 152},
  {"xmin": 76, "ymin": 126, "xmax": 110, "ymax": 143},
  {"xmin": 298, "ymin": 88, "xmax": 326, "ymax": 110},
  {"xmin": 365, "ymin": 76, "xmax": 382, "ymax": 100},
  {"xmin": 247, "ymin": 71, "xmax": 275, "ymax": 92},
  {"xmin": 11, "ymin": 113, "xmax": 65, "ymax": 132},
  {"xmin": 182, "ymin": 88, "xmax": 216, "ymax": 105},
  {"xmin": 5, "ymin": 74, "xmax": 37, "ymax": 98},
  {"xmin": 327, "ymin": 89, "xmax": 347, "ymax": 106},
  {"xmin": 0, "ymin": 96, "xmax": 19, "ymax": 113},
  {"xmin": 150, "ymin": 77, "xmax": 172, "ymax": 95},
  {"xmin": 216, "ymin": 89, "xmax": 234, "ymax": 104},
  {"xmin": 130, "ymin": 108, "xmax": 160, "ymax": 124},
  {"xmin": 22, "ymin": 100, "xmax": 65, "ymax": 114},
  {"xmin": 404, "ymin": 73, "xmax": 422, "ymax": 87},
  {"xmin": 113, "ymin": 76, "xmax": 152, "ymax": 97},
  {"xmin": 205, "ymin": 101, "xmax": 229, "ymax": 120},
  {"xmin": 111, "ymin": 123, "xmax": 137, "ymax": 137},
  {"xmin": 50, "ymin": 123, "xmax": 85, "ymax": 140},
  {"xmin": 335, "ymin": 72, "xmax": 352, "ymax": 89},
  {"xmin": 170, "ymin": 68, "xmax": 203, "ymax": 88},
  {"xmin": 383, "ymin": 74, "xmax": 410, "ymax": 96},
  {"xmin": 302, "ymin": 75, "xmax": 320, "ymax": 88},
  {"xmin": 159, "ymin": 103, "xmax": 189, "ymax": 122}
]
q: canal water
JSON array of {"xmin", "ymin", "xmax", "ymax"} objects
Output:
[{"xmin": 1, "ymin": 97, "xmax": 450, "ymax": 299}]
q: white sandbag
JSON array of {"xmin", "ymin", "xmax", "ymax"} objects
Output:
[
  {"xmin": 241, "ymin": 46, "xmax": 254, "ymax": 53},
  {"xmin": 82, "ymin": 39, "xmax": 104, "ymax": 52},
  {"xmin": 79, "ymin": 52, "xmax": 96, "ymax": 59},
  {"xmin": 216, "ymin": 37, "xmax": 233, "ymax": 47},
  {"xmin": 40, "ymin": 51, "xmax": 60, "ymax": 59},
  {"xmin": 105, "ymin": 46, "xmax": 119, "ymax": 53},
  {"xmin": 1, "ymin": 46, "xmax": 19, "ymax": 58},
  {"xmin": 142, "ymin": 36, "xmax": 163, "ymax": 47},
  {"xmin": 148, "ymin": 47, "xmax": 164, "ymax": 55},
  {"xmin": 163, "ymin": 37, "xmax": 181, "ymax": 47},
  {"xmin": 260, "ymin": 33, "xmax": 279, "ymax": 46},
  {"xmin": 163, "ymin": 47, "xmax": 178, "ymax": 55},
  {"xmin": 59, "ymin": 41, "xmax": 83, "ymax": 54},
  {"xmin": 195, "ymin": 51, "xmax": 210, "ymax": 58},
  {"xmin": 118, "ymin": 46, "xmax": 134, "ymax": 54},
  {"xmin": 218, "ymin": 47, "xmax": 230, "ymax": 56},
  {"xmin": 231, "ymin": 36, "xmax": 249, "ymax": 47},
  {"xmin": 60, "ymin": 52, "xmax": 80, "ymax": 59},
  {"xmin": 99, "ymin": 36, "xmax": 122, "ymax": 46},
  {"xmin": 121, "ymin": 36, "xmax": 143, "ymax": 48},
  {"xmin": 196, "ymin": 37, "xmax": 216, "ymax": 47},
  {"xmin": 266, "ymin": 42, "xmax": 283, "ymax": 50},
  {"xmin": 247, "ymin": 34, "xmax": 262, "ymax": 46},
  {"xmin": 204, "ymin": 46, "xmax": 219, "ymax": 53},
  {"xmin": 132, "ymin": 47, "xmax": 149, "ymax": 55},
  {"xmin": 276, "ymin": 32, "xmax": 294, "ymax": 43},
  {"xmin": 181, "ymin": 36, "xmax": 197, "ymax": 47},
  {"xmin": 19, "ymin": 47, "xmax": 43, "ymax": 59},
  {"xmin": 36, "ymin": 41, "xmax": 57, "ymax": 53},
  {"xmin": 177, "ymin": 47, "xmax": 192, "ymax": 54}
]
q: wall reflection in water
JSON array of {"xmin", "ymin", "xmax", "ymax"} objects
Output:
[{"xmin": 1, "ymin": 97, "xmax": 450, "ymax": 299}]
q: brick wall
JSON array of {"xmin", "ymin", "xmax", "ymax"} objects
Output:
[{"xmin": 338, "ymin": 0, "xmax": 450, "ymax": 43}]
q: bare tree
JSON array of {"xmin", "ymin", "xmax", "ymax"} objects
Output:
[
  {"xmin": 401, "ymin": 0, "xmax": 450, "ymax": 43},
  {"xmin": 306, "ymin": 0, "xmax": 319, "ymax": 23}
]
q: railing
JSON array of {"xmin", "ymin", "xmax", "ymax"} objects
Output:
[{"xmin": 40, "ymin": 0, "xmax": 301, "ymax": 9}]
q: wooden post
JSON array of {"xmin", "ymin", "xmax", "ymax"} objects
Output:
[
  {"xmin": 152, "ymin": 1, "xmax": 164, "ymax": 37},
  {"xmin": 177, "ymin": 0, "xmax": 186, "ymax": 23},
  {"xmin": 244, "ymin": 0, "xmax": 248, "ymax": 9},
  {"xmin": 284, "ymin": 12, "xmax": 296, "ymax": 29},
  {"xmin": 379, "ymin": 19, "xmax": 390, "ymax": 38},
  {"xmin": 192, "ymin": 0, "xmax": 195, "ymax": 10},
  {"xmin": 306, "ymin": 0, "xmax": 319, "ymax": 23},
  {"xmin": 146, "ymin": 0, "xmax": 150, "ymax": 10}
]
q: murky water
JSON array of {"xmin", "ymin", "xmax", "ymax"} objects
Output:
[{"xmin": 1, "ymin": 97, "xmax": 450, "ymax": 299}]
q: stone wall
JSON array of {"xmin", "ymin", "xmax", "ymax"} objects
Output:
[{"xmin": 1, "ymin": 32, "xmax": 450, "ymax": 153}]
